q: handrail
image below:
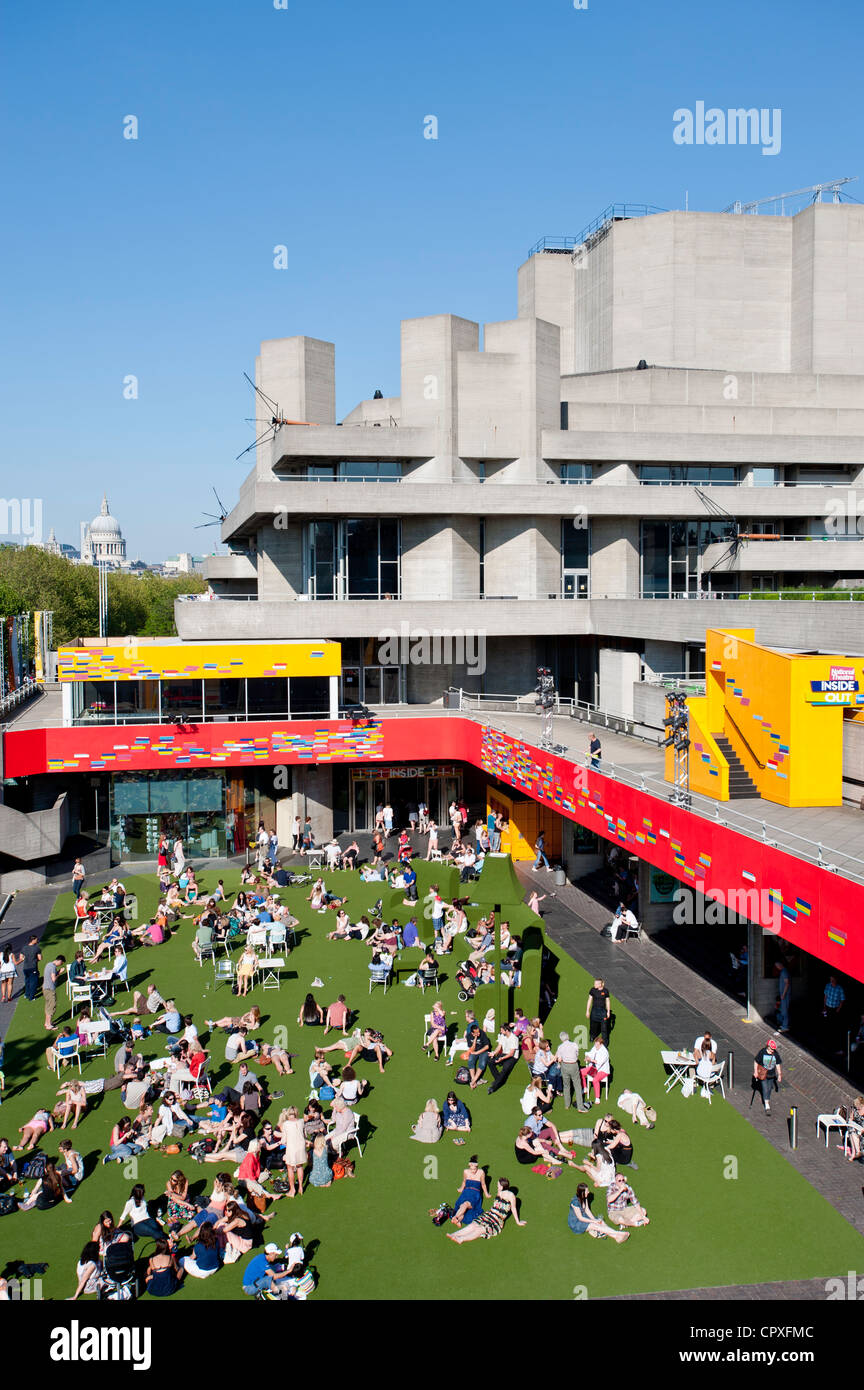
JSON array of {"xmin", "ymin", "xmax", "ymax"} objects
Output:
[{"xmin": 722, "ymin": 707, "xmax": 767, "ymax": 771}]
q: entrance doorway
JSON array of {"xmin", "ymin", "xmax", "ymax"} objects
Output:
[{"xmin": 349, "ymin": 766, "xmax": 463, "ymax": 831}]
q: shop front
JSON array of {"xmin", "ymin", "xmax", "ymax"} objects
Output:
[
  {"xmin": 348, "ymin": 764, "xmax": 463, "ymax": 831},
  {"xmin": 110, "ymin": 767, "xmax": 294, "ymax": 862}
]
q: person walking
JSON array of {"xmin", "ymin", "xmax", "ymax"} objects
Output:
[
  {"xmin": 753, "ymin": 1039, "xmax": 782, "ymax": 1113},
  {"xmin": 589, "ymin": 733, "xmax": 602, "ymax": 770},
  {"xmin": 72, "ymin": 858, "xmax": 86, "ymax": 899},
  {"xmin": 586, "ymin": 978, "xmax": 611, "ymax": 1048},
  {"xmin": 556, "ymin": 1031, "xmax": 588, "ymax": 1111},
  {"xmin": 532, "ymin": 830, "xmax": 551, "ymax": 872},
  {"xmin": 425, "ymin": 820, "xmax": 439, "ymax": 861},
  {"xmin": 292, "ymin": 816, "xmax": 302, "ymax": 851}
]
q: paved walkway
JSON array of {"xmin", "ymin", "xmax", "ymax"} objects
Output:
[
  {"xmin": 0, "ymin": 886, "xmax": 58, "ymax": 1042},
  {"xmin": 530, "ymin": 864, "xmax": 864, "ymax": 1249}
]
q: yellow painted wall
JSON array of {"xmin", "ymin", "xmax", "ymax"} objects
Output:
[
  {"xmin": 699, "ymin": 628, "xmax": 854, "ymax": 807},
  {"xmin": 487, "ymin": 788, "xmax": 562, "ymax": 862},
  {"xmin": 57, "ymin": 641, "xmax": 342, "ymax": 683},
  {"xmin": 666, "ymin": 696, "xmax": 729, "ymax": 799}
]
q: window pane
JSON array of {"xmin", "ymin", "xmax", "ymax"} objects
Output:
[
  {"xmin": 382, "ymin": 668, "xmax": 400, "ymax": 703},
  {"xmin": 248, "ymin": 678, "xmax": 288, "ymax": 715},
  {"xmin": 346, "ymin": 519, "xmax": 379, "ymax": 596},
  {"xmin": 364, "ymin": 667, "xmax": 382, "ymax": 702},
  {"xmin": 561, "ymin": 519, "xmax": 590, "ymax": 568},
  {"xmin": 161, "ymin": 681, "xmax": 202, "ymax": 721}
]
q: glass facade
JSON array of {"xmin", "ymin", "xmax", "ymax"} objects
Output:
[
  {"xmin": 305, "ymin": 519, "xmax": 401, "ymax": 599},
  {"xmin": 641, "ymin": 519, "xmax": 736, "ymax": 597},
  {"xmin": 71, "ymin": 675, "xmax": 332, "ymax": 726},
  {"xmin": 640, "ymin": 465, "xmax": 738, "ymax": 486},
  {"xmin": 109, "ymin": 767, "xmax": 294, "ymax": 862}
]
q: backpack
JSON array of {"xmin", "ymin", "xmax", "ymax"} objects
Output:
[
  {"xmin": 21, "ymin": 1154, "xmax": 47, "ymax": 1180},
  {"xmin": 319, "ymin": 1086, "xmax": 335, "ymax": 1102},
  {"xmin": 454, "ymin": 1066, "xmax": 471, "ymax": 1085},
  {"xmin": 0, "ymin": 1193, "xmax": 18, "ymax": 1216},
  {"xmin": 430, "ymin": 1203, "xmax": 454, "ymax": 1226}
]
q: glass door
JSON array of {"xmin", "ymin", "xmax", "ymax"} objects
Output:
[
  {"xmin": 562, "ymin": 569, "xmax": 589, "ymax": 598},
  {"xmin": 352, "ymin": 778, "xmax": 368, "ymax": 831},
  {"xmin": 425, "ymin": 776, "xmax": 444, "ymax": 826}
]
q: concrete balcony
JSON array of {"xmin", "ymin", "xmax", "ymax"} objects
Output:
[
  {"xmin": 702, "ymin": 538, "xmax": 864, "ymax": 573},
  {"xmin": 220, "ymin": 479, "xmax": 862, "ymax": 540},
  {"xmin": 175, "ymin": 593, "xmax": 864, "ymax": 649},
  {"xmin": 271, "ymin": 422, "xmax": 436, "ymax": 465},
  {"xmin": 541, "ymin": 428, "xmax": 864, "ymax": 466},
  {"xmin": 201, "ymin": 553, "xmax": 257, "ymax": 582}
]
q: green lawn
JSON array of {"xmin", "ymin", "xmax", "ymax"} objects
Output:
[{"xmin": 1, "ymin": 860, "xmax": 861, "ymax": 1301}]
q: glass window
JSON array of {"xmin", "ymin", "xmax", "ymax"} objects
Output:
[
  {"xmin": 560, "ymin": 463, "xmax": 591, "ymax": 484},
  {"xmin": 204, "ymin": 678, "xmax": 245, "ymax": 719},
  {"xmin": 113, "ymin": 780, "xmax": 150, "ymax": 813},
  {"xmin": 342, "ymin": 667, "xmax": 361, "ymax": 705},
  {"xmin": 560, "ymin": 402, "xmax": 569, "ymax": 431},
  {"xmin": 382, "ymin": 667, "xmax": 401, "ymax": 703},
  {"xmin": 338, "ymin": 460, "xmax": 402, "ymax": 481},
  {"xmin": 77, "ymin": 680, "xmax": 115, "ymax": 722},
  {"xmin": 561, "ymin": 518, "xmax": 590, "ymax": 568},
  {"xmin": 364, "ymin": 667, "xmax": 382, "ymax": 703},
  {"xmin": 161, "ymin": 681, "xmax": 202, "ymax": 722},
  {"xmin": 307, "ymin": 464, "xmax": 336, "ymax": 481},
  {"xmin": 149, "ymin": 780, "xmax": 188, "ymax": 813},
  {"xmin": 640, "ymin": 465, "xmax": 737, "ymax": 486},
  {"xmin": 478, "ymin": 519, "xmax": 485, "ymax": 598},
  {"xmin": 751, "ymin": 467, "xmax": 778, "ymax": 487},
  {"xmin": 247, "ymin": 678, "xmax": 288, "ymax": 717},
  {"xmin": 346, "ymin": 519, "xmax": 379, "ymax": 597},
  {"xmin": 291, "ymin": 676, "xmax": 330, "ymax": 717}
]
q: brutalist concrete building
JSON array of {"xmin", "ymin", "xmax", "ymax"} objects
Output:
[{"xmin": 182, "ymin": 202, "xmax": 864, "ymax": 716}]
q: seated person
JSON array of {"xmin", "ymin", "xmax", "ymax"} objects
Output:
[
  {"xmin": 424, "ymin": 1001, "xmax": 447, "ymax": 1058},
  {"xmin": 573, "ymin": 1141, "xmax": 617, "ymax": 1189},
  {"xmin": 324, "ymin": 995, "xmax": 351, "ymax": 1034},
  {"xmin": 402, "ymin": 866, "xmax": 419, "ymax": 904},
  {"xmin": 845, "ymin": 1095, "xmax": 864, "ymax": 1161},
  {"xmin": 401, "ymin": 917, "xmax": 421, "ymax": 950},
  {"xmin": 340, "ymin": 840, "xmax": 360, "ymax": 870},
  {"xmin": 610, "ymin": 903, "xmax": 638, "ymax": 941},
  {"xmin": 368, "ymin": 951, "xmax": 393, "ymax": 983},
  {"xmin": 605, "ymin": 1173, "xmax": 650, "ymax": 1227},
  {"xmin": 524, "ymin": 1106, "xmax": 573, "ymax": 1161},
  {"xmin": 441, "ymin": 1091, "xmax": 471, "ymax": 1132},
  {"xmin": 344, "ymin": 1027, "xmax": 393, "ymax": 1075},
  {"xmin": 298, "ymin": 993, "xmax": 325, "ymax": 1027},
  {"xmin": 410, "ymin": 1099, "xmax": 443, "ymax": 1144},
  {"xmin": 224, "ymin": 1026, "xmax": 258, "ymax": 1064},
  {"xmin": 327, "ymin": 909, "xmax": 353, "ymax": 941}
]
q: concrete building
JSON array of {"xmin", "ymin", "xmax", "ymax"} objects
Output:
[{"xmin": 183, "ymin": 203, "xmax": 864, "ymax": 720}]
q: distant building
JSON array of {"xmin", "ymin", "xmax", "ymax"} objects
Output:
[
  {"xmin": 163, "ymin": 553, "xmax": 204, "ymax": 575},
  {"xmin": 80, "ymin": 495, "xmax": 126, "ymax": 567},
  {"xmin": 29, "ymin": 528, "xmax": 79, "ymax": 561}
]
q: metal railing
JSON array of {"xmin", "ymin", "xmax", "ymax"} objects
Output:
[
  {"xmin": 0, "ymin": 678, "xmax": 44, "ymax": 719},
  {"xmin": 451, "ymin": 704, "xmax": 864, "ymax": 886},
  {"xmin": 449, "ymin": 688, "xmax": 658, "ymax": 743}
]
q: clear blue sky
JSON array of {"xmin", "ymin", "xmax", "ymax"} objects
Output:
[{"xmin": 0, "ymin": 0, "xmax": 859, "ymax": 559}]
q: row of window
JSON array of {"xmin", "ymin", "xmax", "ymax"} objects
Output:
[{"xmin": 283, "ymin": 457, "xmax": 856, "ymax": 486}]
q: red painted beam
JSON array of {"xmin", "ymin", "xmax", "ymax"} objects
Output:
[{"xmin": 4, "ymin": 715, "xmax": 861, "ymax": 980}]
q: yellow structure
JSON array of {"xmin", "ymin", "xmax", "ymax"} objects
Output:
[
  {"xmin": 487, "ymin": 787, "xmax": 563, "ymax": 861},
  {"xmin": 666, "ymin": 627, "xmax": 864, "ymax": 808},
  {"xmin": 57, "ymin": 640, "xmax": 342, "ymax": 683}
]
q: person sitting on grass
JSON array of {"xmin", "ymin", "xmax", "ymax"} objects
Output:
[
  {"xmin": 442, "ymin": 1091, "xmax": 471, "ymax": 1133},
  {"xmin": 446, "ymin": 1178, "xmax": 525, "ymax": 1243},
  {"xmin": 515, "ymin": 1124, "xmax": 566, "ymax": 1167},
  {"xmin": 145, "ymin": 1239, "xmax": 184, "ymax": 1295},
  {"xmin": 0, "ymin": 1138, "xmax": 18, "ymax": 1191},
  {"xmin": 344, "ymin": 1027, "xmax": 393, "ymax": 1075},
  {"xmin": 593, "ymin": 1116, "xmax": 637, "ymax": 1169},
  {"xmin": 605, "ymin": 1172, "xmax": 649, "ymax": 1227},
  {"xmin": 207, "ymin": 1006, "xmax": 261, "ymax": 1035},
  {"xmin": 324, "ymin": 995, "xmax": 350, "ymax": 1035},
  {"xmin": 333, "ymin": 1065, "xmax": 366, "ymax": 1106},
  {"xmin": 573, "ymin": 1141, "xmax": 617, "ymax": 1189},
  {"xmin": 327, "ymin": 909, "xmax": 353, "ymax": 940},
  {"xmin": 410, "ymin": 1099, "xmax": 443, "ymax": 1144},
  {"xmin": 525, "ymin": 1106, "xmax": 573, "ymax": 1161},
  {"xmin": 568, "ymin": 1183, "xmax": 630, "ymax": 1243},
  {"xmin": 70, "ymin": 1241, "xmax": 102, "ymax": 1301},
  {"xmin": 259, "ymin": 1040, "xmax": 294, "ymax": 1075},
  {"xmin": 20, "ymin": 1159, "xmax": 72, "ymax": 1210},
  {"xmin": 117, "ymin": 1183, "xmax": 168, "ymax": 1241},
  {"xmin": 223, "ymin": 1025, "xmax": 258, "ymax": 1064},
  {"xmin": 298, "ymin": 993, "xmax": 325, "ymax": 1027},
  {"xmin": 54, "ymin": 1079, "xmax": 88, "ymax": 1130}
]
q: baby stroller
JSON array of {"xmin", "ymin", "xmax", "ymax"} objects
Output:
[
  {"xmin": 455, "ymin": 960, "xmax": 480, "ymax": 1002},
  {"xmin": 99, "ymin": 1234, "xmax": 138, "ymax": 1300}
]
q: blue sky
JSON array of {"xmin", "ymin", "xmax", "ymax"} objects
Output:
[{"xmin": 0, "ymin": 0, "xmax": 859, "ymax": 559}]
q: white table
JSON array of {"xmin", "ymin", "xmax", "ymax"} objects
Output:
[
  {"xmin": 78, "ymin": 1019, "xmax": 111, "ymax": 1056},
  {"xmin": 304, "ymin": 848, "xmax": 324, "ymax": 869},
  {"xmin": 260, "ymin": 957, "xmax": 284, "ymax": 991},
  {"xmin": 74, "ymin": 932, "xmax": 102, "ymax": 960},
  {"xmin": 661, "ymin": 1050, "xmax": 696, "ymax": 1092}
]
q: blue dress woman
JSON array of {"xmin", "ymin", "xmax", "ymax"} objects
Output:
[{"xmin": 452, "ymin": 1158, "xmax": 489, "ymax": 1226}]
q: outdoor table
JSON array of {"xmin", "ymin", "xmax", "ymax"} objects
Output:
[
  {"xmin": 304, "ymin": 848, "xmax": 325, "ymax": 869},
  {"xmin": 259, "ymin": 957, "xmax": 284, "ymax": 991},
  {"xmin": 661, "ymin": 1049, "xmax": 695, "ymax": 1092},
  {"xmin": 74, "ymin": 931, "xmax": 102, "ymax": 959}
]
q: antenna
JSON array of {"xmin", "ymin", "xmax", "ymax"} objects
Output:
[
  {"xmin": 236, "ymin": 372, "xmax": 319, "ymax": 460},
  {"xmin": 194, "ymin": 487, "xmax": 230, "ymax": 530}
]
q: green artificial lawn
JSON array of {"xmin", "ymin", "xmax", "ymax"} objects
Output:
[{"xmin": 1, "ymin": 858, "xmax": 861, "ymax": 1302}]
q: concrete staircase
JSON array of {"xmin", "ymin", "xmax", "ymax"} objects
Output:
[{"xmin": 713, "ymin": 734, "xmax": 759, "ymax": 800}]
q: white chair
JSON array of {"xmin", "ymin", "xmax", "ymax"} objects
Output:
[
  {"xmin": 622, "ymin": 917, "xmax": 642, "ymax": 943},
  {"xmin": 69, "ymin": 982, "xmax": 94, "ymax": 1013},
  {"xmin": 327, "ymin": 1111, "xmax": 364, "ymax": 1159},
  {"xmin": 260, "ymin": 958, "xmax": 284, "ymax": 992},
  {"xmin": 213, "ymin": 960, "xmax": 235, "ymax": 991},
  {"xmin": 702, "ymin": 1059, "xmax": 726, "ymax": 1104},
  {"xmin": 368, "ymin": 965, "xmax": 391, "ymax": 995},
  {"xmin": 52, "ymin": 1038, "xmax": 82, "ymax": 1075},
  {"xmin": 267, "ymin": 925, "xmax": 287, "ymax": 952},
  {"xmin": 197, "ymin": 941, "xmax": 216, "ymax": 967},
  {"xmin": 583, "ymin": 1073, "xmax": 610, "ymax": 1104},
  {"xmin": 247, "ymin": 927, "xmax": 268, "ymax": 951},
  {"xmin": 189, "ymin": 1062, "xmax": 212, "ymax": 1103},
  {"xmin": 816, "ymin": 1110, "xmax": 849, "ymax": 1147},
  {"xmin": 429, "ymin": 849, "xmax": 443, "ymax": 862}
]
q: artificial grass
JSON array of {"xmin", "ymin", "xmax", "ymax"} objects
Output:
[{"xmin": 0, "ymin": 858, "xmax": 861, "ymax": 1301}]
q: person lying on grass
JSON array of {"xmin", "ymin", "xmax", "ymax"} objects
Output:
[{"xmin": 446, "ymin": 1178, "xmax": 525, "ymax": 1243}]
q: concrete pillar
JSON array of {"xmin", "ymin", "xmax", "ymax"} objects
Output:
[
  {"xmin": 590, "ymin": 517, "xmax": 640, "ymax": 599},
  {"xmin": 401, "ymin": 516, "xmax": 479, "ymax": 601},
  {"xmin": 637, "ymin": 858, "xmax": 676, "ymax": 937},
  {"xmin": 484, "ymin": 518, "xmax": 559, "ymax": 599},
  {"xmin": 300, "ymin": 765, "xmax": 333, "ymax": 843},
  {"xmin": 62, "ymin": 684, "xmax": 73, "ymax": 727},
  {"xmin": 598, "ymin": 649, "xmax": 641, "ymax": 718},
  {"xmin": 257, "ymin": 521, "xmax": 304, "ymax": 599},
  {"xmin": 400, "ymin": 314, "xmax": 479, "ymax": 480}
]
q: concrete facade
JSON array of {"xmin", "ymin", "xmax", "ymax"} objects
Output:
[{"xmin": 193, "ymin": 204, "xmax": 864, "ymax": 713}]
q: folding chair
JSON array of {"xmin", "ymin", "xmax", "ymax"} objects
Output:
[
  {"xmin": 52, "ymin": 1038, "xmax": 82, "ymax": 1075},
  {"xmin": 69, "ymin": 982, "xmax": 94, "ymax": 1014},
  {"xmin": 702, "ymin": 1059, "xmax": 725, "ymax": 1104},
  {"xmin": 327, "ymin": 1110, "xmax": 364, "ymax": 1159},
  {"xmin": 622, "ymin": 917, "xmax": 642, "ymax": 943},
  {"xmin": 417, "ymin": 965, "xmax": 440, "ymax": 995}
]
